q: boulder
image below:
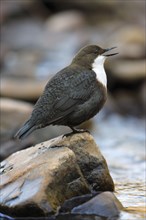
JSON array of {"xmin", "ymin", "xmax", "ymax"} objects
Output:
[
  {"xmin": 0, "ymin": 145, "xmax": 89, "ymax": 217},
  {"xmin": 53, "ymin": 133, "xmax": 114, "ymax": 192},
  {"xmin": 0, "ymin": 133, "xmax": 114, "ymax": 217}
]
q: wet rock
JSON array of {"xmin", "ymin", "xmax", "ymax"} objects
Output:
[
  {"xmin": 0, "ymin": 133, "xmax": 114, "ymax": 217},
  {"xmin": 59, "ymin": 192, "xmax": 123, "ymax": 219},
  {"xmin": 60, "ymin": 193, "xmax": 98, "ymax": 213},
  {"xmin": 0, "ymin": 212, "xmax": 14, "ymax": 220},
  {"xmin": 71, "ymin": 191, "xmax": 124, "ymax": 217}
]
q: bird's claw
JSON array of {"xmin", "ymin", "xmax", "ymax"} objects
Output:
[{"xmin": 63, "ymin": 127, "xmax": 90, "ymax": 138}]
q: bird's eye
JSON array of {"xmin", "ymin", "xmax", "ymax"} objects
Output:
[{"xmin": 94, "ymin": 50, "xmax": 98, "ymax": 54}]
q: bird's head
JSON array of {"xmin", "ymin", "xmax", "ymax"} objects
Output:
[{"xmin": 72, "ymin": 45, "xmax": 118, "ymax": 69}]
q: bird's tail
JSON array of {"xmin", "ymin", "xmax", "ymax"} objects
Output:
[{"xmin": 14, "ymin": 119, "xmax": 36, "ymax": 140}]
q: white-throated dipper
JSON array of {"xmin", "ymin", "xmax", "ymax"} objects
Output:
[{"xmin": 15, "ymin": 45, "xmax": 118, "ymax": 139}]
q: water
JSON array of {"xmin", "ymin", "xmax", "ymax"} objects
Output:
[{"xmin": 93, "ymin": 113, "xmax": 146, "ymax": 219}]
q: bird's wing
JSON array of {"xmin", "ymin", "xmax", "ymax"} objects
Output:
[
  {"xmin": 31, "ymin": 68, "xmax": 96, "ymax": 125},
  {"xmin": 51, "ymin": 69, "xmax": 96, "ymax": 116}
]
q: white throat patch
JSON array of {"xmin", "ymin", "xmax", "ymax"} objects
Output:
[{"xmin": 92, "ymin": 55, "xmax": 107, "ymax": 87}]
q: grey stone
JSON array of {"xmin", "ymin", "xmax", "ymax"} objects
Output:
[
  {"xmin": 71, "ymin": 191, "xmax": 124, "ymax": 217},
  {"xmin": 60, "ymin": 193, "xmax": 98, "ymax": 213}
]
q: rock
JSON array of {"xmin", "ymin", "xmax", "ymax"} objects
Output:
[
  {"xmin": 0, "ymin": 77, "xmax": 47, "ymax": 100},
  {"xmin": 0, "ymin": 212, "xmax": 14, "ymax": 220},
  {"xmin": 45, "ymin": 11, "xmax": 85, "ymax": 33},
  {"xmin": 60, "ymin": 193, "xmax": 98, "ymax": 213},
  {"xmin": 112, "ymin": 26, "xmax": 145, "ymax": 59},
  {"xmin": 0, "ymin": 98, "xmax": 70, "ymax": 161},
  {"xmin": 108, "ymin": 60, "xmax": 145, "ymax": 81},
  {"xmin": 0, "ymin": 133, "xmax": 114, "ymax": 217},
  {"xmin": 59, "ymin": 192, "xmax": 123, "ymax": 219},
  {"xmin": 0, "ymin": 98, "xmax": 33, "ymax": 142},
  {"xmin": 0, "ymin": 145, "xmax": 89, "ymax": 217},
  {"xmin": 56, "ymin": 133, "xmax": 114, "ymax": 192},
  {"xmin": 71, "ymin": 191, "xmax": 124, "ymax": 217},
  {"xmin": 0, "ymin": 139, "xmax": 34, "ymax": 162},
  {"xmin": 119, "ymin": 42, "xmax": 145, "ymax": 59},
  {"xmin": 56, "ymin": 214, "xmax": 103, "ymax": 220}
]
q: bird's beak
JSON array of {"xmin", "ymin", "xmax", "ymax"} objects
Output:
[{"xmin": 103, "ymin": 47, "xmax": 118, "ymax": 57}]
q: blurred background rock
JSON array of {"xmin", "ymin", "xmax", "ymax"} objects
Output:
[{"xmin": 0, "ymin": 0, "xmax": 145, "ymax": 159}]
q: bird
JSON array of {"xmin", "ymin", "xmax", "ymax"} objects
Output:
[{"xmin": 15, "ymin": 45, "xmax": 118, "ymax": 139}]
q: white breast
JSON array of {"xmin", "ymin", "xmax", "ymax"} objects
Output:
[{"xmin": 92, "ymin": 55, "xmax": 107, "ymax": 87}]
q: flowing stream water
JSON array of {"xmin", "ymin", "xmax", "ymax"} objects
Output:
[{"xmin": 92, "ymin": 113, "xmax": 145, "ymax": 219}]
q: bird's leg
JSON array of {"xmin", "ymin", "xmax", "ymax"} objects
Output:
[
  {"xmin": 70, "ymin": 127, "xmax": 89, "ymax": 134},
  {"xmin": 63, "ymin": 127, "xmax": 89, "ymax": 138}
]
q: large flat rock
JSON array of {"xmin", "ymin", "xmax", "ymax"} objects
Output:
[{"xmin": 0, "ymin": 132, "xmax": 114, "ymax": 217}]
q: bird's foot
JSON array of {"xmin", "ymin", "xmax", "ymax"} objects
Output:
[
  {"xmin": 63, "ymin": 127, "xmax": 90, "ymax": 138},
  {"xmin": 71, "ymin": 127, "xmax": 90, "ymax": 134}
]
